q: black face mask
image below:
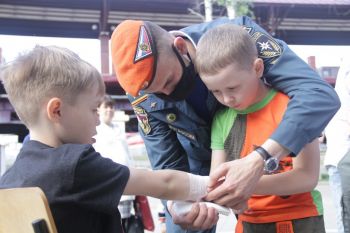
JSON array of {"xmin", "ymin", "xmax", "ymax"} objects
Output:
[{"xmin": 155, "ymin": 45, "xmax": 197, "ymax": 101}]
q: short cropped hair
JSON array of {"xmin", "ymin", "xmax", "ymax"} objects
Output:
[
  {"xmin": 196, "ymin": 24, "xmax": 258, "ymax": 76},
  {"xmin": 0, "ymin": 45, "xmax": 105, "ymax": 127}
]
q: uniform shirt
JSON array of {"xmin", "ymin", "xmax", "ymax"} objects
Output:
[
  {"xmin": 0, "ymin": 140, "xmax": 130, "ymax": 233},
  {"xmin": 211, "ymin": 90, "xmax": 323, "ymax": 224}
]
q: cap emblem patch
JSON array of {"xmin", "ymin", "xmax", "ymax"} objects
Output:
[{"xmin": 134, "ymin": 25, "xmax": 153, "ymax": 63}]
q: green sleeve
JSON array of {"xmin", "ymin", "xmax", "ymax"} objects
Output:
[{"xmin": 211, "ymin": 108, "xmax": 237, "ymax": 150}]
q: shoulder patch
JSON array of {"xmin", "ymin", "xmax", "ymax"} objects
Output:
[
  {"xmin": 252, "ymin": 32, "xmax": 282, "ymax": 59},
  {"xmin": 131, "ymin": 94, "xmax": 148, "ymax": 106},
  {"xmin": 133, "ymin": 106, "xmax": 151, "ymax": 135},
  {"xmin": 134, "ymin": 25, "xmax": 153, "ymax": 63}
]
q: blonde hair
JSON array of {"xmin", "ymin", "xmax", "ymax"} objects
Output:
[
  {"xmin": 196, "ymin": 24, "xmax": 258, "ymax": 76},
  {"xmin": 0, "ymin": 45, "xmax": 105, "ymax": 127}
]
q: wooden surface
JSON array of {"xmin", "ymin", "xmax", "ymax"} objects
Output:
[{"xmin": 0, "ymin": 187, "xmax": 57, "ymax": 233}]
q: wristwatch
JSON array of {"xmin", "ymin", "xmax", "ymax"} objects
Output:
[{"xmin": 254, "ymin": 146, "xmax": 279, "ymax": 173}]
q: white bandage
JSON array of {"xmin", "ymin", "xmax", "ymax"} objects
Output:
[
  {"xmin": 186, "ymin": 174, "xmax": 209, "ymax": 201},
  {"xmin": 171, "ymin": 201, "xmax": 193, "ymax": 216},
  {"xmin": 169, "ymin": 201, "xmax": 231, "ymax": 216}
]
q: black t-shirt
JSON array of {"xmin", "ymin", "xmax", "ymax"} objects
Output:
[{"xmin": 0, "ymin": 140, "xmax": 130, "ymax": 233}]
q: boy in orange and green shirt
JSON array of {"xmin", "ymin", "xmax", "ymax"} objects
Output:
[{"xmin": 195, "ymin": 24, "xmax": 325, "ymax": 233}]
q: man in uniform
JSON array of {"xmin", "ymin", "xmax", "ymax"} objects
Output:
[{"xmin": 110, "ymin": 16, "xmax": 340, "ymax": 233}]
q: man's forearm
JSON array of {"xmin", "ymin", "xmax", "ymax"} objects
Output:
[{"xmin": 260, "ymin": 139, "xmax": 290, "ymax": 160}]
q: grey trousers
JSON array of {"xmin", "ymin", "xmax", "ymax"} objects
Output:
[
  {"xmin": 242, "ymin": 216, "xmax": 325, "ymax": 233},
  {"xmin": 339, "ymin": 150, "xmax": 350, "ymax": 233}
]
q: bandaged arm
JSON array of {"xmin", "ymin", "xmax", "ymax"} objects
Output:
[{"xmin": 123, "ymin": 168, "xmax": 208, "ymax": 201}]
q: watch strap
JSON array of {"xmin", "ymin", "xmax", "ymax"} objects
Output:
[{"xmin": 254, "ymin": 145, "xmax": 272, "ymax": 161}]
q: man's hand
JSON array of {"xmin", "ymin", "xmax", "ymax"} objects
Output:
[
  {"xmin": 206, "ymin": 151, "xmax": 264, "ymax": 209},
  {"xmin": 168, "ymin": 201, "xmax": 219, "ymax": 230}
]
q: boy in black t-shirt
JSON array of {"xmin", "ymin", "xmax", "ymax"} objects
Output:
[{"xmin": 0, "ymin": 46, "xmax": 217, "ymax": 233}]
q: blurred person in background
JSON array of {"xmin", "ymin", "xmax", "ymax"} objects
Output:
[
  {"xmin": 325, "ymin": 57, "xmax": 350, "ymax": 233},
  {"xmin": 93, "ymin": 95, "xmax": 136, "ymax": 232}
]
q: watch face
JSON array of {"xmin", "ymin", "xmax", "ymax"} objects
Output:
[{"xmin": 265, "ymin": 158, "xmax": 279, "ymax": 172}]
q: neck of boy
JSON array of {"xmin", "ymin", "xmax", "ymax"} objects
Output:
[{"xmin": 236, "ymin": 83, "xmax": 273, "ymax": 114}]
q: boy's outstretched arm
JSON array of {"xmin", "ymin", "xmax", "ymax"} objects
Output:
[
  {"xmin": 123, "ymin": 168, "xmax": 219, "ymax": 230},
  {"xmin": 123, "ymin": 168, "xmax": 208, "ymax": 201}
]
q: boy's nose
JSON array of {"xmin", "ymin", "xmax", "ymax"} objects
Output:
[{"xmin": 223, "ymin": 95, "xmax": 233, "ymax": 105}]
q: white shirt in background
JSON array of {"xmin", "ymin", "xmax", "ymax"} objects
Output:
[{"xmin": 324, "ymin": 58, "xmax": 350, "ymax": 167}]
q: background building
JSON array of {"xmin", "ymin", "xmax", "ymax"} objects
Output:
[{"xmin": 0, "ymin": 0, "xmax": 349, "ymax": 139}]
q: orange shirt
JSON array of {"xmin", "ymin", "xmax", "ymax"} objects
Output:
[{"xmin": 238, "ymin": 92, "xmax": 322, "ymax": 224}]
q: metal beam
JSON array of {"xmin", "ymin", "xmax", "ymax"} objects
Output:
[
  {"xmin": 279, "ymin": 18, "xmax": 350, "ymax": 31},
  {"xmin": 0, "ymin": 4, "xmax": 99, "ymax": 23},
  {"xmin": 0, "ymin": 4, "xmax": 203, "ymax": 27}
]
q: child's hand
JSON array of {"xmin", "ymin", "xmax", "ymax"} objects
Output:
[
  {"xmin": 167, "ymin": 201, "xmax": 219, "ymax": 230},
  {"xmin": 206, "ymin": 154, "xmax": 264, "ymax": 209},
  {"xmin": 169, "ymin": 201, "xmax": 230, "ymax": 216}
]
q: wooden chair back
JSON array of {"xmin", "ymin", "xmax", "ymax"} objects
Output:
[{"xmin": 0, "ymin": 187, "xmax": 58, "ymax": 233}]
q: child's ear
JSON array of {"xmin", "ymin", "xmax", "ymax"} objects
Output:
[
  {"xmin": 47, "ymin": 98, "xmax": 62, "ymax": 122},
  {"xmin": 254, "ymin": 58, "xmax": 264, "ymax": 78}
]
